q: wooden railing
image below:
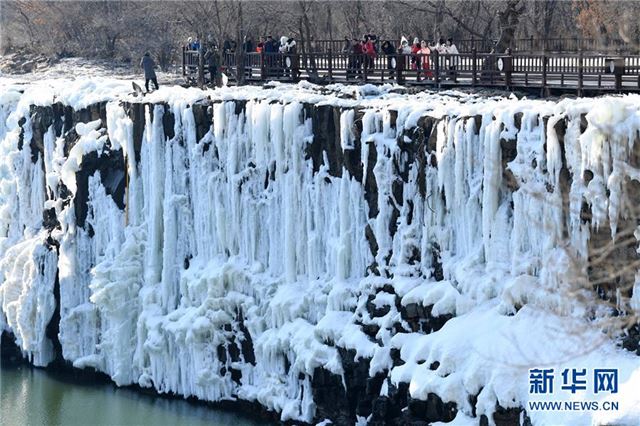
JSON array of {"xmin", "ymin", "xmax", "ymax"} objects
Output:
[
  {"xmin": 183, "ymin": 48, "xmax": 640, "ymax": 94},
  {"xmin": 509, "ymin": 37, "xmax": 637, "ymax": 53},
  {"xmin": 307, "ymin": 37, "xmax": 638, "ymax": 54},
  {"xmin": 182, "ymin": 46, "xmax": 199, "ymax": 77}
]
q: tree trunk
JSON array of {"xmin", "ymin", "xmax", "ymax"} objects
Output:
[
  {"xmin": 198, "ymin": 43, "xmax": 205, "ymax": 88},
  {"xmin": 300, "ymin": 3, "xmax": 318, "ymax": 77},
  {"xmin": 235, "ymin": 1, "xmax": 245, "ymax": 85},
  {"xmin": 106, "ymin": 35, "xmax": 117, "ymax": 58},
  {"xmin": 481, "ymin": 0, "xmax": 524, "ymax": 78},
  {"xmin": 494, "ymin": 0, "xmax": 524, "ymax": 54}
]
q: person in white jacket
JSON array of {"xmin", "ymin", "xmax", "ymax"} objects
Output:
[
  {"xmin": 398, "ymin": 36, "xmax": 412, "ymax": 54},
  {"xmin": 279, "ymin": 36, "xmax": 288, "ymax": 53},
  {"xmin": 279, "ymin": 37, "xmax": 298, "ymax": 79},
  {"xmin": 446, "ymin": 38, "xmax": 459, "ymax": 81}
]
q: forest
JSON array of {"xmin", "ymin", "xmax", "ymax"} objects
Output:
[{"xmin": 1, "ymin": 0, "xmax": 639, "ymax": 70}]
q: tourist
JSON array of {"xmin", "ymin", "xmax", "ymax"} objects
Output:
[
  {"xmin": 446, "ymin": 38, "xmax": 459, "ymax": 81},
  {"xmin": 431, "ymin": 38, "xmax": 447, "ymax": 76},
  {"xmin": 140, "ymin": 52, "xmax": 159, "ymax": 92},
  {"xmin": 363, "ymin": 36, "xmax": 376, "ymax": 71},
  {"xmin": 417, "ymin": 40, "xmax": 432, "ymax": 80},
  {"xmin": 342, "ymin": 36, "xmax": 351, "ymax": 54},
  {"xmin": 185, "ymin": 37, "xmax": 196, "ymax": 72},
  {"xmin": 283, "ymin": 37, "xmax": 299, "ymax": 79},
  {"xmin": 351, "ymin": 38, "xmax": 364, "ymax": 79},
  {"xmin": 397, "ymin": 36, "xmax": 412, "ymax": 73},
  {"xmin": 263, "ymin": 35, "xmax": 277, "ymax": 76},
  {"xmin": 364, "ymin": 32, "xmax": 379, "ymax": 53},
  {"xmin": 446, "ymin": 38, "xmax": 459, "ymax": 55},
  {"xmin": 279, "ymin": 37, "xmax": 290, "ymax": 75},
  {"xmin": 264, "ymin": 35, "xmax": 276, "ymax": 53},
  {"xmin": 381, "ymin": 40, "xmax": 396, "ymax": 77},
  {"xmin": 222, "ymin": 39, "xmax": 230, "ymax": 54},
  {"xmin": 346, "ymin": 38, "xmax": 356, "ymax": 79},
  {"xmin": 243, "ymin": 36, "xmax": 255, "ymax": 53},
  {"xmin": 192, "ymin": 37, "xmax": 201, "ymax": 51},
  {"xmin": 398, "ymin": 37, "xmax": 412, "ymax": 54},
  {"xmin": 279, "ymin": 36, "xmax": 289, "ymax": 53},
  {"xmin": 411, "ymin": 37, "xmax": 421, "ymax": 71},
  {"xmin": 204, "ymin": 45, "xmax": 221, "ymax": 87}
]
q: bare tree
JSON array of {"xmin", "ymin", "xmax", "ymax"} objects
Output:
[{"xmin": 3, "ymin": 0, "xmax": 640, "ymax": 71}]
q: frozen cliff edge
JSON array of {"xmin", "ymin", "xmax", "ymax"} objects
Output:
[{"xmin": 1, "ymin": 78, "xmax": 640, "ymax": 425}]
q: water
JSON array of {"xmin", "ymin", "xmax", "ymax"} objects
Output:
[{"xmin": 0, "ymin": 363, "xmax": 266, "ymax": 426}]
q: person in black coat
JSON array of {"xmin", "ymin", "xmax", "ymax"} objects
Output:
[
  {"xmin": 352, "ymin": 39, "xmax": 364, "ymax": 78},
  {"xmin": 381, "ymin": 40, "xmax": 396, "ymax": 77},
  {"xmin": 140, "ymin": 52, "xmax": 158, "ymax": 92},
  {"xmin": 222, "ymin": 38, "xmax": 232, "ymax": 55},
  {"xmin": 262, "ymin": 35, "xmax": 276, "ymax": 76},
  {"xmin": 243, "ymin": 36, "xmax": 255, "ymax": 53},
  {"xmin": 264, "ymin": 35, "xmax": 276, "ymax": 53},
  {"xmin": 204, "ymin": 45, "xmax": 221, "ymax": 87}
]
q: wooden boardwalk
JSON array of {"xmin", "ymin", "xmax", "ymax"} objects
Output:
[{"xmin": 183, "ymin": 49, "xmax": 640, "ymax": 94}]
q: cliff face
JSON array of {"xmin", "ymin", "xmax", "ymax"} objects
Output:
[{"xmin": 1, "ymin": 80, "xmax": 640, "ymax": 425}]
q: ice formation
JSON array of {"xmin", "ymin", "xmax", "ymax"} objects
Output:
[{"xmin": 1, "ymin": 77, "xmax": 640, "ymax": 425}]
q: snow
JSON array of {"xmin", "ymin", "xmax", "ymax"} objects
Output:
[
  {"xmin": 402, "ymin": 280, "xmax": 460, "ymax": 316},
  {"xmin": 1, "ymin": 72, "xmax": 640, "ymax": 424}
]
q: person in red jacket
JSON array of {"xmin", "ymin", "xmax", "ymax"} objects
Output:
[
  {"xmin": 363, "ymin": 36, "xmax": 376, "ymax": 71},
  {"xmin": 417, "ymin": 40, "xmax": 432, "ymax": 80},
  {"xmin": 410, "ymin": 37, "xmax": 421, "ymax": 71}
]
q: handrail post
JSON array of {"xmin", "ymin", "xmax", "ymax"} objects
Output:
[
  {"xmin": 578, "ymin": 49, "xmax": 583, "ymax": 96},
  {"xmin": 490, "ymin": 53, "xmax": 495, "ymax": 85},
  {"xmin": 542, "ymin": 53, "xmax": 548, "ymax": 96},
  {"xmin": 239, "ymin": 50, "xmax": 247, "ymax": 84},
  {"xmin": 472, "ymin": 48, "xmax": 477, "ymax": 86},
  {"xmin": 182, "ymin": 46, "xmax": 186, "ymax": 76},
  {"xmin": 363, "ymin": 54, "xmax": 368, "ymax": 82},
  {"xmin": 505, "ymin": 53, "xmax": 512, "ymax": 89},
  {"xmin": 328, "ymin": 50, "xmax": 333, "ymax": 80},
  {"xmin": 615, "ymin": 60, "xmax": 623, "ymax": 92},
  {"xmin": 396, "ymin": 54, "xmax": 403, "ymax": 85},
  {"xmin": 260, "ymin": 52, "xmax": 266, "ymax": 81},
  {"xmin": 197, "ymin": 47, "xmax": 204, "ymax": 88},
  {"xmin": 433, "ymin": 50, "xmax": 440, "ymax": 86}
]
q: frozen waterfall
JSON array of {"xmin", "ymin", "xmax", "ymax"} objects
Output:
[{"xmin": 1, "ymin": 79, "xmax": 640, "ymax": 425}]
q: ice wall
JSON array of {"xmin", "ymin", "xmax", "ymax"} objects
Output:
[{"xmin": 1, "ymin": 80, "xmax": 640, "ymax": 425}]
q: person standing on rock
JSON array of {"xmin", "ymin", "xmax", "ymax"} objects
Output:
[{"xmin": 140, "ymin": 52, "xmax": 159, "ymax": 92}]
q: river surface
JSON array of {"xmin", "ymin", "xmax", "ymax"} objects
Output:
[{"xmin": 1, "ymin": 363, "xmax": 266, "ymax": 426}]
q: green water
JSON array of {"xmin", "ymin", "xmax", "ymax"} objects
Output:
[{"xmin": 0, "ymin": 364, "xmax": 266, "ymax": 426}]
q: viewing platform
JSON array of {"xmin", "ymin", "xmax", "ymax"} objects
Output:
[{"xmin": 182, "ymin": 37, "xmax": 640, "ymax": 95}]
